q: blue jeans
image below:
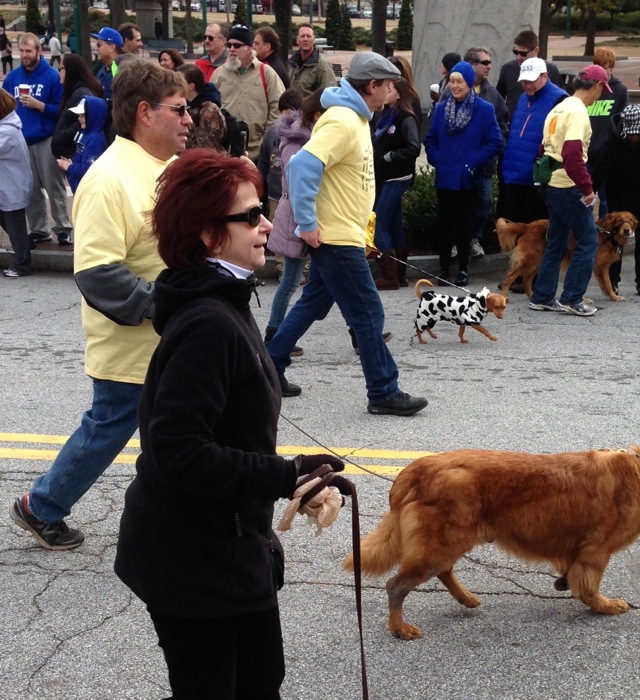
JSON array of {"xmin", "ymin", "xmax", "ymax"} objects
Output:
[
  {"xmin": 267, "ymin": 256, "xmax": 306, "ymax": 331},
  {"xmin": 30, "ymin": 379, "xmax": 142, "ymax": 523},
  {"xmin": 531, "ymin": 186, "xmax": 599, "ymax": 307},
  {"xmin": 468, "ymin": 176, "xmax": 493, "ymax": 242},
  {"xmin": 266, "ymin": 244, "xmax": 399, "ymax": 403},
  {"xmin": 374, "ymin": 179, "xmax": 412, "ymax": 251}
]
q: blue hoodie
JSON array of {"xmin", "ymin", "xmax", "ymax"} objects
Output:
[
  {"xmin": 66, "ymin": 96, "xmax": 109, "ymax": 193},
  {"xmin": 3, "ymin": 55, "xmax": 63, "ymax": 145},
  {"xmin": 287, "ymin": 78, "xmax": 372, "ymax": 238}
]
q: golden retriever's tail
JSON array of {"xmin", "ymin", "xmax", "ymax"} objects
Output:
[
  {"xmin": 343, "ymin": 509, "xmax": 400, "ymax": 576},
  {"xmin": 496, "ymin": 217, "xmax": 523, "ymax": 252},
  {"xmin": 415, "ymin": 278, "xmax": 434, "ymax": 299}
]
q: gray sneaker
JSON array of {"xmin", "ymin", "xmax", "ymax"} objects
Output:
[
  {"xmin": 469, "ymin": 238, "xmax": 485, "ymax": 257},
  {"xmin": 528, "ymin": 299, "xmax": 567, "ymax": 312},
  {"xmin": 10, "ymin": 495, "xmax": 84, "ymax": 550},
  {"xmin": 563, "ymin": 300, "xmax": 597, "ymax": 316}
]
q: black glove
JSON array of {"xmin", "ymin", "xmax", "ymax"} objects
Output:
[{"xmin": 293, "ymin": 454, "xmax": 352, "ymax": 496}]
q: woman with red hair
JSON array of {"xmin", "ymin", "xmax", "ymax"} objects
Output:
[{"xmin": 114, "ymin": 149, "xmax": 348, "ymax": 699}]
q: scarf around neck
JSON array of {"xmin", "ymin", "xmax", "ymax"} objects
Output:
[{"xmin": 444, "ymin": 90, "xmax": 476, "ymax": 135}]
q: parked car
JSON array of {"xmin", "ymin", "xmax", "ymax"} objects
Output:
[
  {"xmin": 361, "ymin": 7, "xmax": 372, "ymax": 18},
  {"xmin": 292, "ymin": 3, "xmax": 301, "ymax": 15},
  {"xmin": 171, "ymin": 0, "xmax": 180, "ymax": 9},
  {"xmin": 346, "ymin": 3, "xmax": 359, "ymax": 17},
  {"xmin": 190, "ymin": 1, "xmax": 201, "ymax": 9}
]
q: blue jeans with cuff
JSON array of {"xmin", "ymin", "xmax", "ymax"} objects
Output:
[
  {"xmin": 266, "ymin": 244, "xmax": 399, "ymax": 403},
  {"xmin": 29, "ymin": 378, "xmax": 141, "ymax": 523}
]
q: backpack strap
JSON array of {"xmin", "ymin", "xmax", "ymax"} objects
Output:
[{"xmin": 259, "ymin": 62, "xmax": 268, "ymax": 100}]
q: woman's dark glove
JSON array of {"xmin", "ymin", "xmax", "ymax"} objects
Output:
[{"xmin": 295, "ymin": 453, "xmax": 345, "ymax": 476}]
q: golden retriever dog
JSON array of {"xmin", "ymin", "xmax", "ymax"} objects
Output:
[
  {"xmin": 414, "ymin": 279, "xmax": 509, "ymax": 344},
  {"xmin": 344, "ymin": 447, "xmax": 640, "ymax": 640},
  {"xmin": 496, "ymin": 211, "xmax": 638, "ymax": 301}
]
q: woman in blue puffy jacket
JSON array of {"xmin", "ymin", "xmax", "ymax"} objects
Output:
[{"xmin": 425, "ymin": 61, "xmax": 503, "ymax": 286}]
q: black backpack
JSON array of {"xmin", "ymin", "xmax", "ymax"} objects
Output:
[{"xmin": 221, "ymin": 108, "xmax": 249, "ymax": 157}]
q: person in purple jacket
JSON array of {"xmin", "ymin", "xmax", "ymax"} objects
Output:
[
  {"xmin": 425, "ymin": 60, "xmax": 503, "ymax": 286},
  {"xmin": 2, "ymin": 32, "xmax": 73, "ymax": 246}
]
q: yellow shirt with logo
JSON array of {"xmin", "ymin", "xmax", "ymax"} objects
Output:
[
  {"xmin": 542, "ymin": 95, "xmax": 591, "ymax": 189},
  {"xmin": 303, "ymin": 105, "xmax": 375, "ymax": 247},
  {"xmin": 72, "ymin": 137, "xmax": 172, "ymax": 384}
]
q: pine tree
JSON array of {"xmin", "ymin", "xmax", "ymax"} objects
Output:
[
  {"xmin": 325, "ymin": 0, "xmax": 341, "ymax": 49},
  {"xmin": 234, "ymin": 0, "xmax": 247, "ymax": 26},
  {"xmin": 396, "ymin": 0, "xmax": 413, "ymax": 51},
  {"xmin": 25, "ymin": 0, "xmax": 42, "ymax": 35},
  {"xmin": 337, "ymin": 3, "xmax": 355, "ymax": 51}
]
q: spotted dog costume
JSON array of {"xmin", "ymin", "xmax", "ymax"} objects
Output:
[{"xmin": 414, "ymin": 283, "xmax": 507, "ymax": 344}]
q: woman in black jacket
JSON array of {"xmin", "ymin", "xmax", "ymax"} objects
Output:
[
  {"xmin": 114, "ymin": 150, "xmax": 348, "ymax": 700},
  {"xmin": 51, "ymin": 53, "xmax": 103, "ymax": 158},
  {"xmin": 373, "ymin": 77, "xmax": 421, "ymax": 290}
]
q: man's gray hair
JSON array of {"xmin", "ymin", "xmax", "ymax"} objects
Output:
[{"xmin": 464, "ymin": 47, "xmax": 491, "ymax": 64}]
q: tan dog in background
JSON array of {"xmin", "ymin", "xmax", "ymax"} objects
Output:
[
  {"xmin": 344, "ymin": 447, "xmax": 640, "ymax": 640},
  {"xmin": 496, "ymin": 211, "xmax": 638, "ymax": 301}
]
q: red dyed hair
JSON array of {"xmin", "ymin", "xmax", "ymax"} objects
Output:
[{"xmin": 152, "ymin": 149, "xmax": 264, "ymax": 268}]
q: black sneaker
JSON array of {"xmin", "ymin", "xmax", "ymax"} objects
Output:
[
  {"xmin": 29, "ymin": 232, "xmax": 53, "ymax": 244},
  {"xmin": 367, "ymin": 392, "xmax": 428, "ymax": 416},
  {"xmin": 279, "ymin": 374, "xmax": 302, "ymax": 397},
  {"xmin": 57, "ymin": 232, "xmax": 73, "ymax": 246},
  {"xmin": 10, "ymin": 495, "xmax": 84, "ymax": 550}
]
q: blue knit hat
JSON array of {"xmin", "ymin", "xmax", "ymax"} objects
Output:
[{"xmin": 449, "ymin": 61, "xmax": 475, "ymax": 89}]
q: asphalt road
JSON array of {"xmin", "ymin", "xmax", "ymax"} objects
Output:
[{"xmin": 1, "ymin": 258, "xmax": 640, "ymax": 700}]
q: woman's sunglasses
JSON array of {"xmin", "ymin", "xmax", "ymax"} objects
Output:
[{"xmin": 221, "ymin": 206, "xmax": 263, "ymax": 227}]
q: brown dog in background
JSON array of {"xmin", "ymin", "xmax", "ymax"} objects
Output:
[
  {"xmin": 344, "ymin": 447, "xmax": 640, "ymax": 640},
  {"xmin": 497, "ymin": 211, "xmax": 638, "ymax": 301}
]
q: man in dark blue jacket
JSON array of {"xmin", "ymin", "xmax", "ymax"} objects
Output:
[
  {"xmin": 3, "ymin": 32, "xmax": 73, "ymax": 245},
  {"xmin": 498, "ymin": 57, "xmax": 567, "ymax": 223}
]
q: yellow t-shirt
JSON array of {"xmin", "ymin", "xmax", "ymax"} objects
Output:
[
  {"xmin": 542, "ymin": 95, "xmax": 592, "ymax": 189},
  {"xmin": 303, "ymin": 105, "xmax": 375, "ymax": 247},
  {"xmin": 72, "ymin": 137, "xmax": 173, "ymax": 383}
]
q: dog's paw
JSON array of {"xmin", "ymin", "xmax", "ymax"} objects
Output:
[
  {"xmin": 390, "ymin": 622, "xmax": 423, "ymax": 640},
  {"xmin": 554, "ymin": 576, "xmax": 569, "ymax": 591},
  {"xmin": 612, "ymin": 294, "xmax": 625, "ymax": 302},
  {"xmin": 595, "ymin": 597, "xmax": 630, "ymax": 615},
  {"xmin": 460, "ymin": 592, "xmax": 481, "ymax": 608}
]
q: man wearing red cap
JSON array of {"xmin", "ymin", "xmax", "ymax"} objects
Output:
[{"xmin": 529, "ymin": 65, "xmax": 612, "ymax": 317}]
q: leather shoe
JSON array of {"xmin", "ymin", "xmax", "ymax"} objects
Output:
[
  {"xmin": 279, "ymin": 374, "xmax": 301, "ymax": 397},
  {"xmin": 367, "ymin": 391, "xmax": 428, "ymax": 416}
]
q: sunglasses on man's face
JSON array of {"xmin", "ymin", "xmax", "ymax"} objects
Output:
[
  {"xmin": 475, "ymin": 60, "xmax": 492, "ymax": 66},
  {"xmin": 227, "ymin": 41, "xmax": 244, "ymax": 49},
  {"xmin": 512, "ymin": 48, "xmax": 530, "ymax": 57},
  {"xmin": 205, "ymin": 34, "xmax": 220, "ymax": 41},
  {"xmin": 221, "ymin": 206, "xmax": 263, "ymax": 227},
  {"xmin": 152, "ymin": 102, "xmax": 190, "ymax": 118}
]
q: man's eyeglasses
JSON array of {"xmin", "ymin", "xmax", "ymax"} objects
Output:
[
  {"xmin": 221, "ymin": 206, "xmax": 263, "ymax": 227},
  {"xmin": 227, "ymin": 41, "xmax": 245, "ymax": 49},
  {"xmin": 152, "ymin": 103, "xmax": 190, "ymax": 117},
  {"xmin": 512, "ymin": 48, "xmax": 530, "ymax": 57},
  {"xmin": 205, "ymin": 34, "xmax": 221, "ymax": 41},
  {"xmin": 475, "ymin": 60, "xmax": 492, "ymax": 66}
]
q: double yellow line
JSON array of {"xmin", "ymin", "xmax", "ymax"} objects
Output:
[{"xmin": 0, "ymin": 433, "xmax": 432, "ymax": 476}]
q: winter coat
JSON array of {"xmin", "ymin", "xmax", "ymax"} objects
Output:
[
  {"xmin": 115, "ymin": 264, "xmax": 299, "ymax": 618},
  {"xmin": 267, "ymin": 111, "xmax": 312, "ymax": 259},
  {"xmin": 373, "ymin": 107, "xmax": 420, "ymax": 191},
  {"xmin": 496, "ymin": 58, "xmax": 565, "ymax": 122},
  {"xmin": 501, "ymin": 79, "xmax": 567, "ymax": 186},
  {"xmin": 263, "ymin": 50, "xmax": 290, "ymax": 89},
  {"xmin": 2, "ymin": 55, "xmax": 63, "ymax": 144},
  {"xmin": 65, "ymin": 96, "xmax": 108, "ymax": 193},
  {"xmin": 287, "ymin": 48, "xmax": 335, "ymax": 99},
  {"xmin": 425, "ymin": 96, "xmax": 503, "ymax": 191},
  {"xmin": 186, "ymin": 82, "xmax": 226, "ymax": 150},
  {"xmin": 587, "ymin": 73, "xmax": 628, "ymax": 169},
  {"xmin": 0, "ymin": 110, "xmax": 32, "ymax": 211},
  {"xmin": 52, "ymin": 83, "xmax": 95, "ymax": 158}
]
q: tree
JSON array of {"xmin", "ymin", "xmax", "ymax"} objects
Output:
[
  {"xmin": 325, "ymin": 0, "xmax": 341, "ymax": 49},
  {"xmin": 273, "ymin": 0, "xmax": 291, "ymax": 60},
  {"xmin": 371, "ymin": 0, "xmax": 386, "ymax": 55},
  {"xmin": 234, "ymin": 0, "xmax": 247, "ymax": 25},
  {"xmin": 395, "ymin": 0, "xmax": 413, "ymax": 50},
  {"xmin": 110, "ymin": 0, "xmax": 126, "ymax": 30},
  {"xmin": 25, "ymin": 0, "xmax": 42, "ymax": 34},
  {"xmin": 338, "ymin": 3, "xmax": 355, "ymax": 50}
]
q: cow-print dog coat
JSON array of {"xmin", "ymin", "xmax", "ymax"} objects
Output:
[{"xmin": 416, "ymin": 287, "xmax": 492, "ymax": 334}]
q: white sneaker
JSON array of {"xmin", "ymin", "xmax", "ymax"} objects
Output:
[{"xmin": 470, "ymin": 239, "xmax": 485, "ymax": 257}]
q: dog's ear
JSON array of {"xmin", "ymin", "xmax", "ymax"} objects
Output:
[{"xmin": 629, "ymin": 446, "xmax": 640, "ymax": 457}]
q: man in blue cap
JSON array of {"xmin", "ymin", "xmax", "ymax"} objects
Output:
[{"xmin": 90, "ymin": 27, "xmax": 123, "ymax": 102}]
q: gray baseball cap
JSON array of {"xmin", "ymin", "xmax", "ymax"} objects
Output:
[{"xmin": 348, "ymin": 52, "xmax": 400, "ymax": 80}]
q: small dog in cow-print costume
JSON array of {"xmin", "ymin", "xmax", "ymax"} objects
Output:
[{"xmin": 414, "ymin": 279, "xmax": 509, "ymax": 344}]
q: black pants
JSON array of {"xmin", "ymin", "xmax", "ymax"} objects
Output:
[
  {"xmin": 0, "ymin": 208, "xmax": 31, "ymax": 274},
  {"xmin": 436, "ymin": 188, "xmax": 473, "ymax": 273},
  {"xmin": 148, "ymin": 606, "xmax": 285, "ymax": 700},
  {"xmin": 496, "ymin": 183, "xmax": 548, "ymax": 224}
]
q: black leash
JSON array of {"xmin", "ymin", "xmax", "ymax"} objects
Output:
[{"xmin": 374, "ymin": 250, "xmax": 472, "ymax": 294}]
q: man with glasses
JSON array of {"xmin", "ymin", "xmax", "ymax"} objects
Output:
[
  {"xmin": 496, "ymin": 30, "xmax": 564, "ymax": 122},
  {"xmin": 287, "ymin": 23, "xmax": 335, "ymax": 99},
  {"xmin": 196, "ymin": 23, "xmax": 228, "ymax": 82},
  {"xmin": 10, "ymin": 59, "xmax": 193, "ymax": 550},
  {"xmin": 463, "ymin": 46, "xmax": 507, "ymax": 258},
  {"xmin": 213, "ymin": 24, "xmax": 284, "ymax": 161}
]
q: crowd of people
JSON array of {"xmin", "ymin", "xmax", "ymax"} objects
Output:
[{"xmin": 1, "ymin": 21, "xmax": 639, "ymax": 696}]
